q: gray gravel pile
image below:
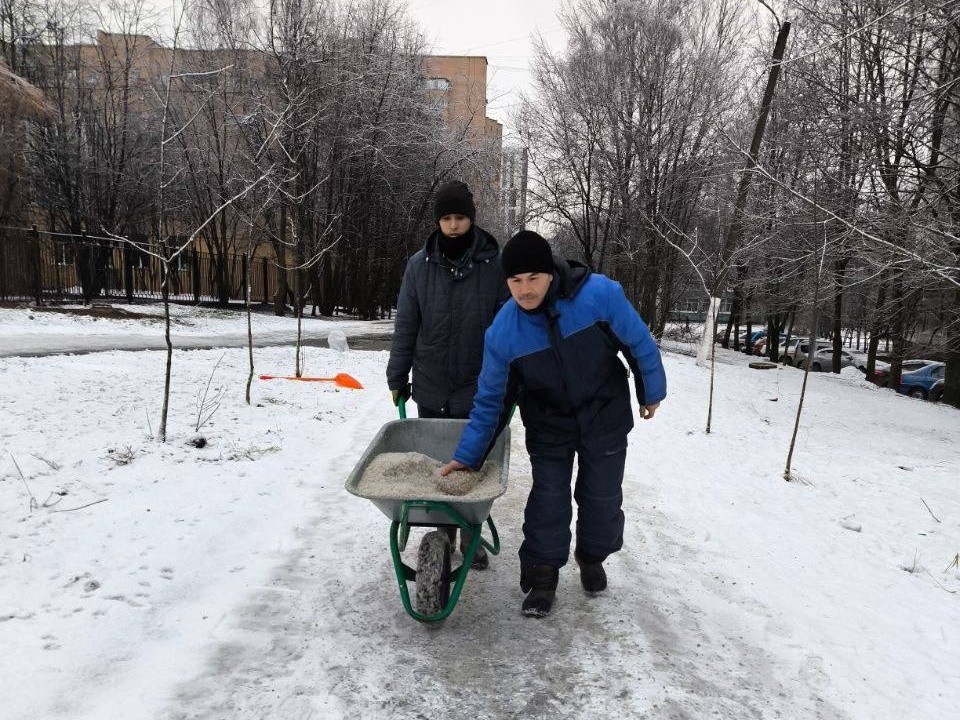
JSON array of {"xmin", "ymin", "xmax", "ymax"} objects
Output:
[{"xmin": 356, "ymin": 451, "xmax": 501, "ymax": 500}]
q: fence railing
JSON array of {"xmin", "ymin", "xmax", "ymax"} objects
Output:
[{"xmin": 0, "ymin": 226, "xmax": 280, "ymax": 306}]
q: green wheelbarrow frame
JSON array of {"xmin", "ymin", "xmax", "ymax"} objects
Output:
[
  {"xmin": 344, "ymin": 398, "xmax": 511, "ymax": 623},
  {"xmin": 389, "ymin": 500, "xmax": 501, "ymax": 622}
]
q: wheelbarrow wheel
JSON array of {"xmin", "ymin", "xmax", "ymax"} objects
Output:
[{"xmin": 415, "ymin": 531, "xmax": 451, "ymax": 618}]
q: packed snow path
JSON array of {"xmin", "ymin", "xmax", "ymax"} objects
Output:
[
  {"xmin": 1, "ymin": 339, "xmax": 957, "ymax": 719},
  {"xmin": 158, "ymin": 427, "xmax": 846, "ymax": 720}
]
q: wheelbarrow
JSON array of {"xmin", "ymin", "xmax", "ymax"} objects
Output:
[{"xmin": 344, "ymin": 403, "xmax": 510, "ymax": 622}]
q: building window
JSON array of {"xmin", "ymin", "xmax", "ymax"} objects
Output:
[{"xmin": 423, "ymin": 77, "xmax": 450, "ymax": 91}]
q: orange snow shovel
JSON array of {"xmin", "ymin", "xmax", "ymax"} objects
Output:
[{"xmin": 258, "ymin": 373, "xmax": 364, "ymax": 390}]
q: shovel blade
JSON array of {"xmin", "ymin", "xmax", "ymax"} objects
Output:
[
  {"xmin": 258, "ymin": 373, "xmax": 363, "ymax": 389},
  {"xmin": 334, "ymin": 373, "xmax": 364, "ymax": 390}
]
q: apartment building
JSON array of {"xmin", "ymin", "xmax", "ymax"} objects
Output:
[{"xmin": 421, "ymin": 54, "xmax": 503, "ymax": 229}]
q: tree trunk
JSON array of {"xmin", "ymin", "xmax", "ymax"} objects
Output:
[
  {"xmin": 215, "ymin": 253, "xmax": 231, "ymax": 308},
  {"xmin": 865, "ymin": 282, "xmax": 887, "ymax": 379},
  {"xmin": 944, "ymin": 283, "xmax": 960, "ymax": 407},
  {"xmin": 785, "ymin": 237, "xmax": 828, "ymax": 481},
  {"xmin": 766, "ymin": 314, "xmax": 780, "ymax": 363},
  {"xmin": 245, "ymin": 251, "xmax": 254, "ymax": 405},
  {"xmin": 159, "ymin": 261, "xmax": 172, "ymax": 442},
  {"xmin": 718, "ymin": 22, "xmax": 792, "ymax": 287},
  {"xmin": 885, "ymin": 275, "xmax": 907, "ymax": 391},
  {"xmin": 273, "ymin": 206, "xmax": 288, "ymax": 316},
  {"xmin": 832, "ymin": 258, "xmax": 848, "ymax": 373},
  {"xmin": 722, "ymin": 291, "xmax": 739, "ymax": 349}
]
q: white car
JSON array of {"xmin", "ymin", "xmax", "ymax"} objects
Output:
[
  {"xmin": 781, "ymin": 339, "xmax": 833, "ymax": 367},
  {"xmin": 804, "ymin": 347, "xmax": 856, "ymax": 372}
]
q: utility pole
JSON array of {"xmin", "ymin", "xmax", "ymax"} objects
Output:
[{"xmin": 720, "ymin": 21, "xmax": 792, "ymax": 288}]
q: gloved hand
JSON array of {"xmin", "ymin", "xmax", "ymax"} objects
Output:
[{"xmin": 391, "ymin": 383, "xmax": 411, "ymax": 406}]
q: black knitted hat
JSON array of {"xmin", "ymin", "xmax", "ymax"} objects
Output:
[
  {"xmin": 502, "ymin": 230, "xmax": 554, "ymax": 278},
  {"xmin": 434, "ymin": 181, "xmax": 476, "ymax": 222}
]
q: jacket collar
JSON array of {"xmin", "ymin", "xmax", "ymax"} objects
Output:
[{"xmin": 425, "ymin": 225, "xmax": 500, "ymax": 267}]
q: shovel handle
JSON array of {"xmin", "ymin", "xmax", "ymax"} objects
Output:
[{"xmin": 397, "ymin": 397, "xmax": 407, "ymax": 420}]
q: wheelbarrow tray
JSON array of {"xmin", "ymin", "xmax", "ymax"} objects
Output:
[{"xmin": 344, "ymin": 418, "xmax": 510, "ymax": 526}]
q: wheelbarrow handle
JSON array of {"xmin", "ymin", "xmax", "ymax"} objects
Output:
[{"xmin": 397, "ymin": 397, "xmax": 515, "ymax": 422}]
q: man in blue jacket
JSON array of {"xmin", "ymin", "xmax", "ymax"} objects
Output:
[
  {"xmin": 440, "ymin": 230, "xmax": 666, "ymax": 617},
  {"xmin": 387, "ymin": 180, "xmax": 509, "ymax": 569}
]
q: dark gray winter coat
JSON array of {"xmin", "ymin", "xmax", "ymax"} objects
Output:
[{"xmin": 387, "ymin": 226, "xmax": 509, "ymax": 415}]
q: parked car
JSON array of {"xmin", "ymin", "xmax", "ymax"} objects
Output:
[
  {"xmin": 715, "ymin": 329, "xmax": 744, "ymax": 344},
  {"xmin": 753, "ymin": 334, "xmax": 788, "ymax": 356},
  {"xmin": 902, "ymin": 358, "xmax": 938, "ymax": 373},
  {"xmin": 782, "ymin": 339, "xmax": 833, "ymax": 367},
  {"xmin": 714, "ymin": 329, "xmax": 751, "ymax": 348},
  {"xmin": 869, "ymin": 358, "xmax": 938, "ymax": 387},
  {"xmin": 930, "ymin": 379, "xmax": 944, "ymax": 402},
  {"xmin": 899, "ymin": 362, "xmax": 945, "ymax": 399},
  {"xmin": 779, "ymin": 338, "xmax": 801, "ymax": 363},
  {"xmin": 803, "ymin": 347, "xmax": 856, "ymax": 372}
]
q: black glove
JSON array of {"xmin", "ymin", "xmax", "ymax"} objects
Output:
[{"xmin": 391, "ymin": 383, "xmax": 411, "ymax": 406}]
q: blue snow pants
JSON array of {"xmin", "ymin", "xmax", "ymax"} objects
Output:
[{"xmin": 519, "ymin": 431, "xmax": 628, "ymax": 569}]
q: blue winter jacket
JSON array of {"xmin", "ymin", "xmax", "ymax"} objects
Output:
[{"xmin": 453, "ymin": 259, "xmax": 667, "ymax": 470}]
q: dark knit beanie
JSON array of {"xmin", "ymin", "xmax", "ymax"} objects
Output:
[
  {"xmin": 502, "ymin": 230, "xmax": 554, "ymax": 278},
  {"xmin": 434, "ymin": 181, "xmax": 476, "ymax": 222}
]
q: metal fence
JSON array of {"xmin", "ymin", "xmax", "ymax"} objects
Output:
[{"xmin": 0, "ymin": 226, "xmax": 280, "ymax": 305}]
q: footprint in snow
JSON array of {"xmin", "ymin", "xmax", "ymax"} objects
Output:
[{"xmin": 799, "ymin": 654, "xmax": 830, "ymax": 689}]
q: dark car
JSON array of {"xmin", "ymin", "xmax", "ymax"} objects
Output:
[
  {"xmin": 930, "ymin": 379, "xmax": 944, "ymax": 403},
  {"xmin": 870, "ymin": 358, "xmax": 938, "ymax": 388},
  {"xmin": 714, "ymin": 329, "xmax": 750, "ymax": 347},
  {"xmin": 899, "ymin": 362, "xmax": 945, "ymax": 400},
  {"xmin": 753, "ymin": 334, "xmax": 788, "ymax": 357}
]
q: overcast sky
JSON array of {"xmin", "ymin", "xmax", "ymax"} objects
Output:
[
  {"xmin": 139, "ymin": 0, "xmax": 566, "ymax": 136},
  {"xmin": 404, "ymin": 0, "xmax": 567, "ymax": 138}
]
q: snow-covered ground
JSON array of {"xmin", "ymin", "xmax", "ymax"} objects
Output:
[
  {"xmin": 1, "ymin": 314, "xmax": 958, "ymax": 719},
  {"xmin": 0, "ymin": 303, "xmax": 393, "ymax": 356}
]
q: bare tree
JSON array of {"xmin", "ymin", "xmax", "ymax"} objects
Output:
[
  {"xmin": 105, "ymin": 0, "xmax": 271, "ymax": 440},
  {"xmin": 518, "ymin": 0, "xmax": 754, "ymax": 333},
  {"xmin": 0, "ymin": 57, "xmax": 47, "ymax": 224},
  {"xmin": 21, "ymin": 1, "xmax": 159, "ymax": 301},
  {"xmin": 785, "ymin": 222, "xmax": 830, "ymax": 481}
]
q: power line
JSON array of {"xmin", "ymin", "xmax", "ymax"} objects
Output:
[{"xmin": 459, "ymin": 25, "xmax": 564, "ymax": 55}]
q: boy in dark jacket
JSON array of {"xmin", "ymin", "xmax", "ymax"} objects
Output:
[
  {"xmin": 387, "ymin": 180, "xmax": 509, "ymax": 568},
  {"xmin": 440, "ymin": 231, "xmax": 666, "ymax": 617}
]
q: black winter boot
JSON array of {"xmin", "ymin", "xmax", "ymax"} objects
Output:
[
  {"xmin": 521, "ymin": 565, "xmax": 559, "ymax": 618},
  {"xmin": 574, "ymin": 550, "xmax": 607, "ymax": 595}
]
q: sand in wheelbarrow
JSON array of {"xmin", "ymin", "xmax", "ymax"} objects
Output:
[{"xmin": 357, "ymin": 452, "xmax": 501, "ymax": 500}]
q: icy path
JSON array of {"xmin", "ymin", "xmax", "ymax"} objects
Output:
[{"xmin": 155, "ymin": 427, "xmax": 844, "ymax": 720}]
